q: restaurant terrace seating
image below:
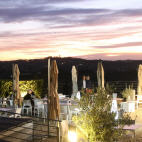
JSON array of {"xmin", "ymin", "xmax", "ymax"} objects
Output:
[{"xmin": 22, "ymin": 100, "xmax": 32, "ymax": 116}]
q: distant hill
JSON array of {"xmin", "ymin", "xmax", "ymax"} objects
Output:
[{"xmin": 0, "ymin": 57, "xmax": 141, "ymax": 81}]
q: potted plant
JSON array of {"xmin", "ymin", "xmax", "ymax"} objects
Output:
[{"xmin": 122, "ymin": 86, "xmax": 135, "ymax": 101}]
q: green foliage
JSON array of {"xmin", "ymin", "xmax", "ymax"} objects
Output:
[
  {"xmin": 0, "ymin": 80, "xmax": 12, "ymax": 97},
  {"xmin": 20, "ymin": 80, "xmax": 44, "ymax": 98},
  {"xmin": 73, "ymin": 87, "xmax": 133, "ymax": 142},
  {"xmin": 0, "ymin": 80, "xmax": 44, "ymax": 98}
]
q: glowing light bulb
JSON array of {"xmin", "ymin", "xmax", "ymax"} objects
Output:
[{"xmin": 68, "ymin": 131, "xmax": 77, "ymax": 142}]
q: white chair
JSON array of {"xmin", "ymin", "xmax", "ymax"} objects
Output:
[
  {"xmin": 9, "ymin": 100, "xmax": 13, "ymax": 106},
  {"xmin": 136, "ymin": 95, "xmax": 142, "ymax": 108},
  {"xmin": 33, "ymin": 99, "xmax": 39, "ymax": 116},
  {"xmin": 0, "ymin": 98, "xmax": 2, "ymax": 106},
  {"xmin": 34, "ymin": 100, "xmax": 44, "ymax": 117},
  {"xmin": 43, "ymin": 103, "xmax": 48, "ymax": 118},
  {"xmin": 3, "ymin": 98, "xmax": 7, "ymax": 107},
  {"xmin": 22, "ymin": 100, "xmax": 32, "ymax": 116}
]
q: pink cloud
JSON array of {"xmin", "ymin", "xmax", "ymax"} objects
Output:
[{"xmin": 77, "ymin": 53, "xmax": 142, "ymax": 60}]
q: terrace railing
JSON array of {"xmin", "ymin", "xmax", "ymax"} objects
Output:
[{"xmin": 0, "ymin": 110, "xmax": 61, "ymax": 142}]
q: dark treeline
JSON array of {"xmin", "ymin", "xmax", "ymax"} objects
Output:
[{"xmin": 0, "ymin": 57, "xmax": 141, "ymax": 96}]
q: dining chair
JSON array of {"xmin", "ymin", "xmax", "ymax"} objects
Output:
[
  {"xmin": 22, "ymin": 100, "xmax": 32, "ymax": 116},
  {"xmin": 34, "ymin": 100, "xmax": 44, "ymax": 117}
]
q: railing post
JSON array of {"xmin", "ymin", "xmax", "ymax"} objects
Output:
[
  {"xmin": 57, "ymin": 121, "xmax": 60, "ymax": 142},
  {"xmin": 32, "ymin": 118, "xmax": 34, "ymax": 142},
  {"xmin": 48, "ymin": 119, "xmax": 50, "ymax": 136}
]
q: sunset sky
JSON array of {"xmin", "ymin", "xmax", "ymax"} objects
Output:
[{"xmin": 0, "ymin": 0, "xmax": 142, "ymax": 61}]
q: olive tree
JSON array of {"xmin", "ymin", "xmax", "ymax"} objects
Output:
[{"xmin": 73, "ymin": 88, "xmax": 133, "ymax": 142}]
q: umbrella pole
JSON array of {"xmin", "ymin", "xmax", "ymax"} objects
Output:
[
  {"xmin": 48, "ymin": 58, "xmax": 50, "ymax": 136},
  {"xmin": 12, "ymin": 64, "xmax": 16, "ymax": 108}
]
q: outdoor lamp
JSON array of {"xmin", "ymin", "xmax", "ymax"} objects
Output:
[{"xmin": 68, "ymin": 130, "xmax": 77, "ymax": 142}]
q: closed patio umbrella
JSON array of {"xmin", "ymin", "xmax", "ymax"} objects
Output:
[
  {"xmin": 71, "ymin": 66, "xmax": 78, "ymax": 98},
  {"xmin": 12, "ymin": 64, "xmax": 21, "ymax": 107},
  {"xmin": 48, "ymin": 60, "xmax": 60, "ymax": 120},
  {"xmin": 97, "ymin": 61, "xmax": 104, "ymax": 88},
  {"xmin": 137, "ymin": 64, "xmax": 142, "ymax": 95}
]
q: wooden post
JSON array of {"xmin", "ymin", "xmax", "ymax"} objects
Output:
[{"xmin": 48, "ymin": 58, "xmax": 50, "ymax": 136}]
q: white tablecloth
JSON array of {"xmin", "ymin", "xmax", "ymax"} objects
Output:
[{"xmin": 121, "ymin": 101, "xmax": 135, "ymax": 112}]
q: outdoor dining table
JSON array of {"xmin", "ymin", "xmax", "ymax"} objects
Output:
[
  {"xmin": 0, "ymin": 107, "xmax": 15, "ymax": 117},
  {"xmin": 0, "ymin": 107, "xmax": 14, "ymax": 112},
  {"xmin": 121, "ymin": 101, "xmax": 135, "ymax": 112}
]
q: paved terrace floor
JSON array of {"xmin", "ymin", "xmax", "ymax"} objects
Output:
[
  {"xmin": 0, "ymin": 117, "xmax": 33, "ymax": 142},
  {"xmin": 1, "ymin": 106, "xmax": 142, "ymax": 142},
  {"xmin": 0, "ymin": 116, "xmax": 61, "ymax": 142}
]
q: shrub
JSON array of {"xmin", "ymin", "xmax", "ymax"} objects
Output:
[{"xmin": 73, "ymin": 87, "xmax": 132, "ymax": 142}]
